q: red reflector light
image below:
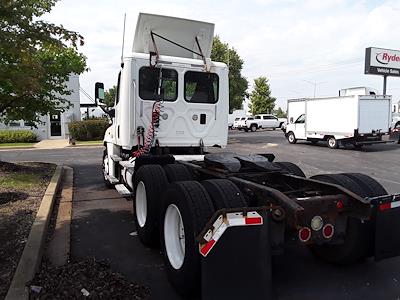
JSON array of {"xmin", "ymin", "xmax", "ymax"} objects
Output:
[
  {"xmin": 245, "ymin": 217, "xmax": 262, "ymax": 225},
  {"xmin": 322, "ymin": 224, "xmax": 334, "ymax": 239},
  {"xmin": 379, "ymin": 203, "xmax": 391, "ymax": 211},
  {"xmin": 298, "ymin": 227, "xmax": 311, "ymax": 242},
  {"xmin": 336, "ymin": 200, "xmax": 344, "ymax": 209},
  {"xmin": 336, "ymin": 201, "xmax": 344, "ymax": 210},
  {"xmin": 200, "ymin": 239, "xmax": 216, "ymax": 257}
]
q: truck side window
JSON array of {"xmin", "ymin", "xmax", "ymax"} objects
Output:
[
  {"xmin": 139, "ymin": 67, "xmax": 178, "ymax": 101},
  {"xmin": 255, "ymin": 116, "xmax": 261, "ymax": 119},
  {"xmin": 116, "ymin": 71, "xmax": 121, "ymax": 105},
  {"xmin": 184, "ymin": 71, "xmax": 219, "ymax": 103},
  {"xmin": 295, "ymin": 114, "xmax": 305, "ymax": 124}
]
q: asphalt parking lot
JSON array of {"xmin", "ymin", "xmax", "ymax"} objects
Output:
[{"xmin": 1, "ymin": 130, "xmax": 400, "ymax": 299}]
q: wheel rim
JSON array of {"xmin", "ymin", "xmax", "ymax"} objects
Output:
[
  {"xmin": 164, "ymin": 204, "xmax": 185, "ymax": 270},
  {"xmin": 328, "ymin": 138, "xmax": 336, "ymax": 148},
  {"xmin": 289, "ymin": 133, "xmax": 294, "ymax": 142},
  {"xmin": 135, "ymin": 181, "xmax": 147, "ymax": 227},
  {"xmin": 251, "ymin": 126, "xmax": 256, "ymax": 132}
]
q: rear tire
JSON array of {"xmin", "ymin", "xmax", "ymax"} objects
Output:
[
  {"xmin": 287, "ymin": 132, "xmax": 297, "ymax": 144},
  {"xmin": 202, "ymin": 179, "xmax": 247, "ymax": 209},
  {"xmin": 309, "ymin": 173, "xmax": 373, "ymax": 264},
  {"xmin": 274, "ymin": 162, "xmax": 306, "ymax": 177},
  {"xmin": 133, "ymin": 165, "xmax": 168, "ymax": 246},
  {"xmin": 250, "ymin": 124, "xmax": 257, "ymax": 132},
  {"xmin": 163, "ymin": 164, "xmax": 194, "ymax": 182},
  {"xmin": 341, "ymin": 173, "xmax": 387, "ymax": 196},
  {"xmin": 327, "ymin": 136, "xmax": 338, "ymax": 149},
  {"xmin": 161, "ymin": 181, "xmax": 215, "ymax": 296}
]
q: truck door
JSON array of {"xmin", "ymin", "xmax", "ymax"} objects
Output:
[{"xmin": 294, "ymin": 114, "xmax": 306, "ymax": 139}]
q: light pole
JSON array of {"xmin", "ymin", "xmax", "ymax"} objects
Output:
[{"xmin": 303, "ymin": 80, "xmax": 327, "ymax": 98}]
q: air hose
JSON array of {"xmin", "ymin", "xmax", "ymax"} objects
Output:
[{"xmin": 132, "ymin": 100, "xmax": 162, "ymax": 157}]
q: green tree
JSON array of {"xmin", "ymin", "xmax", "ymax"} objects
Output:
[
  {"xmin": 211, "ymin": 36, "xmax": 248, "ymax": 112},
  {"xmin": 274, "ymin": 107, "xmax": 287, "ymax": 118},
  {"xmin": 104, "ymin": 85, "xmax": 117, "ymax": 107},
  {"xmin": 249, "ymin": 77, "xmax": 276, "ymax": 115},
  {"xmin": 0, "ymin": 0, "xmax": 87, "ymax": 126}
]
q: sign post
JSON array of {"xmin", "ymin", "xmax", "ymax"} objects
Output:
[{"xmin": 365, "ymin": 47, "xmax": 400, "ymax": 95}]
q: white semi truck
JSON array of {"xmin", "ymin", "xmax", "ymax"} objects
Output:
[
  {"xmin": 96, "ymin": 13, "xmax": 400, "ymax": 299},
  {"xmin": 285, "ymin": 91, "xmax": 393, "ymax": 149}
]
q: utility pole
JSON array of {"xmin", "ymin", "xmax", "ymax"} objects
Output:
[{"xmin": 303, "ymin": 80, "xmax": 327, "ymax": 98}]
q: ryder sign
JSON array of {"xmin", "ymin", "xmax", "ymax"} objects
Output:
[{"xmin": 365, "ymin": 47, "xmax": 400, "ymax": 77}]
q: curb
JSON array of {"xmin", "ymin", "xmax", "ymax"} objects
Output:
[
  {"xmin": 5, "ymin": 165, "xmax": 64, "ymax": 300},
  {"xmin": 47, "ymin": 166, "xmax": 73, "ymax": 267},
  {"xmin": 67, "ymin": 143, "xmax": 103, "ymax": 148},
  {"xmin": 0, "ymin": 146, "xmax": 35, "ymax": 151}
]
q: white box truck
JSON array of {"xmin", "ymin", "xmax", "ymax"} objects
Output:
[{"xmin": 285, "ymin": 93, "xmax": 392, "ymax": 148}]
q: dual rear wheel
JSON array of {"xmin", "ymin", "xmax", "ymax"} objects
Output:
[
  {"xmin": 309, "ymin": 173, "xmax": 387, "ymax": 264},
  {"xmin": 133, "ymin": 164, "xmax": 247, "ymax": 296}
]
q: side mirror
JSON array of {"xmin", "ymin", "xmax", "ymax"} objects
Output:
[{"xmin": 95, "ymin": 82, "xmax": 105, "ymax": 105}]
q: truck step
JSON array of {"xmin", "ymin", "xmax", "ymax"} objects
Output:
[
  {"xmin": 119, "ymin": 160, "xmax": 135, "ymax": 168},
  {"xmin": 110, "ymin": 155, "xmax": 122, "ymax": 162},
  {"xmin": 105, "ymin": 174, "xmax": 119, "ymax": 184},
  {"xmin": 115, "ymin": 184, "xmax": 133, "ymax": 197}
]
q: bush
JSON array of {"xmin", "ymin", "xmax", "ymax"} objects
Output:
[
  {"xmin": 0, "ymin": 130, "xmax": 37, "ymax": 143},
  {"xmin": 68, "ymin": 119, "xmax": 109, "ymax": 141}
]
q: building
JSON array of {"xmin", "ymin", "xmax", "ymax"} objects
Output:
[{"xmin": 0, "ymin": 75, "xmax": 81, "ymax": 141}]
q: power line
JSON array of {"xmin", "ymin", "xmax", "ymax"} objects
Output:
[{"xmin": 79, "ymin": 87, "xmax": 96, "ymax": 103}]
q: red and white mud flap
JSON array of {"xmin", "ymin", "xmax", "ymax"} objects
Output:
[
  {"xmin": 373, "ymin": 195, "xmax": 400, "ymax": 260},
  {"xmin": 199, "ymin": 211, "xmax": 272, "ymax": 300}
]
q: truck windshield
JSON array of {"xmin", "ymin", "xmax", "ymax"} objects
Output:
[
  {"xmin": 184, "ymin": 71, "xmax": 219, "ymax": 103},
  {"xmin": 139, "ymin": 67, "xmax": 178, "ymax": 101}
]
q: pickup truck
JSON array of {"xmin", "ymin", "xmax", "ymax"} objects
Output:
[
  {"xmin": 254, "ymin": 114, "xmax": 280, "ymax": 130},
  {"xmin": 237, "ymin": 116, "xmax": 257, "ymax": 131}
]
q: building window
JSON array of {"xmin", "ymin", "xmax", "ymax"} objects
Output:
[
  {"xmin": 24, "ymin": 121, "xmax": 35, "ymax": 127},
  {"xmin": 184, "ymin": 71, "xmax": 219, "ymax": 104},
  {"xmin": 9, "ymin": 121, "xmax": 20, "ymax": 127},
  {"xmin": 139, "ymin": 67, "xmax": 178, "ymax": 101}
]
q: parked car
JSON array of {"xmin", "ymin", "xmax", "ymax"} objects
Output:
[
  {"xmin": 233, "ymin": 117, "xmax": 241, "ymax": 129},
  {"xmin": 277, "ymin": 117, "xmax": 287, "ymax": 128},
  {"xmin": 392, "ymin": 112, "xmax": 400, "ymax": 129},
  {"xmin": 391, "ymin": 122, "xmax": 400, "ymax": 144},
  {"xmin": 254, "ymin": 114, "xmax": 280, "ymax": 130},
  {"xmin": 281, "ymin": 122, "xmax": 287, "ymax": 132},
  {"xmin": 237, "ymin": 116, "xmax": 259, "ymax": 132}
]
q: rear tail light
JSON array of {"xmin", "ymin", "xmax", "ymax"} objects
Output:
[
  {"xmin": 298, "ymin": 227, "xmax": 311, "ymax": 242},
  {"xmin": 322, "ymin": 224, "xmax": 334, "ymax": 239}
]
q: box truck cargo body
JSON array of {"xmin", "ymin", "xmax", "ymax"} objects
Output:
[{"xmin": 286, "ymin": 95, "xmax": 392, "ymax": 148}]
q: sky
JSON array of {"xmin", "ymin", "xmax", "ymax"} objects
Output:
[{"xmin": 42, "ymin": 0, "xmax": 400, "ymax": 111}]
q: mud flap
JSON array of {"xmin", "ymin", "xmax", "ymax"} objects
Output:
[
  {"xmin": 374, "ymin": 205, "xmax": 400, "ymax": 260},
  {"xmin": 200, "ymin": 211, "xmax": 272, "ymax": 300}
]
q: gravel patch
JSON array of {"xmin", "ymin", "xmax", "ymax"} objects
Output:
[
  {"xmin": 0, "ymin": 162, "xmax": 55, "ymax": 299},
  {"xmin": 29, "ymin": 258, "xmax": 151, "ymax": 299}
]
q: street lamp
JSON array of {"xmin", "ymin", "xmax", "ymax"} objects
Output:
[{"xmin": 303, "ymin": 80, "xmax": 327, "ymax": 98}]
